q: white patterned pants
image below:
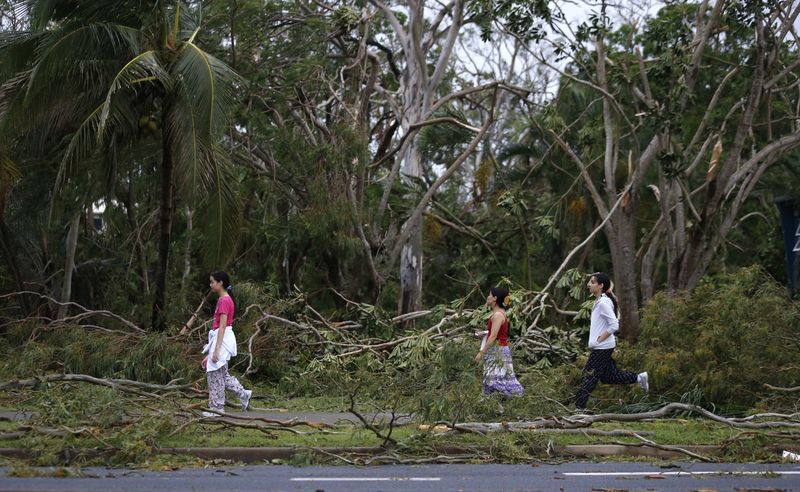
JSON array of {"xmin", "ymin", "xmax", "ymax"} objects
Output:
[{"xmin": 207, "ymin": 364, "xmax": 248, "ymax": 411}]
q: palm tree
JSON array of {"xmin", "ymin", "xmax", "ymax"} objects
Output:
[{"xmin": 0, "ymin": 0, "xmax": 240, "ymax": 330}]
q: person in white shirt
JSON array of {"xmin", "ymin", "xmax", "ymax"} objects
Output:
[{"xmin": 574, "ymin": 272, "xmax": 648, "ymax": 411}]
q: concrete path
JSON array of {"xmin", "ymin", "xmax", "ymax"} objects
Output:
[
  {"xmin": 237, "ymin": 409, "xmax": 414, "ymax": 425},
  {"xmin": 0, "ymin": 410, "xmax": 413, "ymax": 426}
]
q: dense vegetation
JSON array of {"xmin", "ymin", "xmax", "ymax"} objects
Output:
[{"xmin": 0, "ymin": 0, "xmax": 798, "ymax": 416}]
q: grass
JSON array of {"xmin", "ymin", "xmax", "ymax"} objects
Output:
[
  {"xmin": 0, "ymin": 379, "xmax": 795, "ymax": 466},
  {"xmin": 0, "ymin": 407, "xmax": 796, "ymax": 466},
  {"xmin": 155, "ymin": 418, "xmax": 754, "ymax": 449},
  {"xmin": 161, "ymin": 424, "xmax": 413, "ymax": 448},
  {"xmin": 252, "ymin": 392, "xmax": 357, "ymax": 412}
]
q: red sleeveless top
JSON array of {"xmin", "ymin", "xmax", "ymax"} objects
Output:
[{"xmin": 488, "ymin": 314, "xmax": 509, "ymax": 346}]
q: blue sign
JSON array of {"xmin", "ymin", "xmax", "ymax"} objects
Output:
[{"xmin": 774, "ymin": 197, "xmax": 799, "ymax": 296}]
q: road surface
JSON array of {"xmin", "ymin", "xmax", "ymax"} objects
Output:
[{"xmin": 1, "ymin": 462, "xmax": 798, "ymax": 491}]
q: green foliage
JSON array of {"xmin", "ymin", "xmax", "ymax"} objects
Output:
[
  {"xmin": 469, "ymin": 0, "xmax": 552, "ymax": 41},
  {"xmin": 418, "ymin": 110, "xmax": 474, "ymax": 166},
  {"xmin": 616, "ymin": 266, "xmax": 800, "ymax": 410},
  {"xmin": 0, "ymin": 327, "xmax": 194, "ymax": 384},
  {"xmin": 1, "ymin": 0, "xmax": 798, "ymax": 424},
  {"xmin": 14, "ymin": 382, "xmax": 180, "ymax": 466}
]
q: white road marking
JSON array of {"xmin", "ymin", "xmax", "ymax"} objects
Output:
[
  {"xmin": 564, "ymin": 470, "xmax": 800, "ymax": 476},
  {"xmin": 291, "ymin": 477, "xmax": 441, "ymax": 482}
]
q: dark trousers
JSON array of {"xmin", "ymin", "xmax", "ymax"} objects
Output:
[{"xmin": 575, "ymin": 348, "xmax": 637, "ymax": 409}]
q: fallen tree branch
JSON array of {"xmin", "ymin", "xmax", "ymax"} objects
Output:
[
  {"xmin": 348, "ymin": 391, "xmax": 397, "ymax": 447},
  {"xmin": 625, "ymin": 432, "xmax": 714, "ymax": 462},
  {"xmin": 764, "ymin": 383, "xmax": 800, "ymax": 393},
  {"xmin": 452, "ymin": 403, "xmax": 800, "ymax": 432},
  {"xmin": 176, "ymin": 292, "xmax": 211, "ymax": 337},
  {"xmin": 0, "ymin": 374, "xmax": 202, "ymax": 397},
  {"xmin": 0, "ymin": 291, "xmax": 145, "ymax": 334}
]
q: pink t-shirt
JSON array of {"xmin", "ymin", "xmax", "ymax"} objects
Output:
[{"xmin": 212, "ymin": 295, "xmax": 235, "ymax": 330}]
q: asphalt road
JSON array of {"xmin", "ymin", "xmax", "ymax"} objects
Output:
[{"xmin": 1, "ymin": 462, "xmax": 799, "ymax": 491}]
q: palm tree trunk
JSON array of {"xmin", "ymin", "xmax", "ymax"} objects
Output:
[{"xmin": 152, "ymin": 129, "xmax": 175, "ymax": 331}]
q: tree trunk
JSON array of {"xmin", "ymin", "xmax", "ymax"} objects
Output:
[
  {"xmin": 398, "ymin": 141, "xmax": 424, "ymax": 314},
  {"xmin": 180, "ymin": 206, "xmax": 193, "ymax": 299},
  {"xmin": 672, "ymin": 17, "xmax": 771, "ymax": 291},
  {"xmin": 122, "ymin": 175, "xmax": 150, "ymax": 295},
  {"xmin": 399, "ymin": 222, "xmax": 423, "ymax": 315},
  {"xmin": 152, "ymin": 129, "xmax": 175, "ymax": 331},
  {"xmin": 0, "ymin": 218, "xmax": 30, "ymax": 313},
  {"xmin": 57, "ymin": 213, "xmax": 81, "ymax": 319},
  {"xmin": 368, "ymin": 0, "xmax": 465, "ymax": 315},
  {"xmin": 608, "ymin": 207, "xmax": 641, "ymax": 343}
]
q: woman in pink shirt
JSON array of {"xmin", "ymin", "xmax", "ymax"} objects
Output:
[{"xmin": 201, "ymin": 271, "xmax": 252, "ymax": 417}]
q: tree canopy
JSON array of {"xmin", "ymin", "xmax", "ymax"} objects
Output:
[{"xmin": 1, "ymin": 0, "xmax": 798, "ymax": 336}]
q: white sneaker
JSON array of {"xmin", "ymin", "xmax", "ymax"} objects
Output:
[
  {"xmin": 637, "ymin": 372, "xmax": 649, "ymax": 393},
  {"xmin": 201, "ymin": 410, "xmax": 223, "ymax": 418},
  {"xmin": 241, "ymin": 390, "xmax": 252, "ymax": 411}
]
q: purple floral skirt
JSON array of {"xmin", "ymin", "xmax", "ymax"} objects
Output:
[{"xmin": 482, "ymin": 345, "xmax": 524, "ymax": 396}]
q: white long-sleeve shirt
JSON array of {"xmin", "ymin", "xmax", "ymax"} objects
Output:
[{"xmin": 588, "ymin": 294, "xmax": 618, "ymax": 349}]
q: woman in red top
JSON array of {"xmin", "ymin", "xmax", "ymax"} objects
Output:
[
  {"xmin": 474, "ymin": 287, "xmax": 524, "ymax": 399},
  {"xmin": 201, "ymin": 271, "xmax": 252, "ymax": 417}
]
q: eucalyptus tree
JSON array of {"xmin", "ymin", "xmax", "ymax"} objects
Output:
[
  {"xmin": 498, "ymin": 0, "xmax": 800, "ymax": 341},
  {"xmin": 223, "ymin": 0, "xmax": 517, "ymax": 313},
  {"xmin": 0, "ymin": 0, "xmax": 240, "ymax": 329},
  {"xmin": 365, "ymin": 0, "xmax": 472, "ymax": 314}
]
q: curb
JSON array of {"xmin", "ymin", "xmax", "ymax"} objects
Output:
[
  {"xmin": 156, "ymin": 444, "xmax": 730, "ymax": 462},
  {"xmin": 162, "ymin": 446, "xmax": 384, "ymax": 462},
  {"xmin": 559, "ymin": 444, "xmax": 721, "ymax": 460},
  {"xmin": 7, "ymin": 444, "xmax": 795, "ymax": 463}
]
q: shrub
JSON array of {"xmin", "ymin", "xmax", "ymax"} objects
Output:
[{"xmin": 616, "ymin": 266, "xmax": 800, "ymax": 410}]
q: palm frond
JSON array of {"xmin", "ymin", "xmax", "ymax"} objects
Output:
[
  {"xmin": 26, "ymin": 0, "xmax": 59, "ymax": 29},
  {"xmin": 2, "ymin": 73, "xmax": 111, "ymax": 153},
  {"xmin": 55, "ymin": 91, "xmax": 138, "ymax": 188},
  {"xmin": 98, "ymin": 50, "xmax": 170, "ymax": 135},
  {"xmin": 175, "ymin": 1, "xmax": 202, "ymax": 41},
  {"xmin": 27, "ymin": 0, "xmax": 141, "ymax": 28},
  {"xmin": 0, "ymin": 151, "xmax": 21, "ymax": 180},
  {"xmin": 25, "ymin": 22, "xmax": 140, "ymax": 101},
  {"xmin": 55, "ymin": 103, "xmax": 104, "ymax": 190},
  {"xmin": 166, "ymin": 83, "xmax": 240, "ymax": 267},
  {"xmin": 171, "ymin": 40, "xmax": 241, "ymax": 136},
  {"xmin": 166, "ymin": 90, "xmax": 202, "ymax": 197},
  {"xmin": 4, "ymin": 1, "xmax": 29, "ymax": 22},
  {"xmin": 0, "ymin": 70, "xmax": 30, "ymax": 127},
  {"xmin": 0, "ymin": 31, "xmax": 46, "ymax": 80},
  {"xmin": 168, "ymin": 1, "xmax": 202, "ymax": 44},
  {"xmin": 194, "ymin": 144, "xmax": 241, "ymax": 267}
]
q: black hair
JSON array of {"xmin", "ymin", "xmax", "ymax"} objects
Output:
[
  {"xmin": 211, "ymin": 271, "xmax": 234, "ymax": 303},
  {"xmin": 591, "ymin": 272, "xmax": 618, "ymax": 315},
  {"xmin": 490, "ymin": 287, "xmax": 510, "ymax": 309}
]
